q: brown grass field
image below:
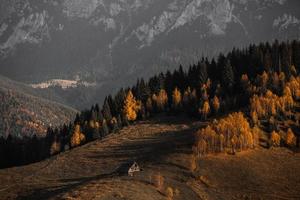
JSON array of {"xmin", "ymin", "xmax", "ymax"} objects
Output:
[{"xmin": 1, "ymin": 115, "xmax": 300, "ymax": 200}]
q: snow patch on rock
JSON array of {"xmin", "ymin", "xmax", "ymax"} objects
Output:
[
  {"xmin": 30, "ymin": 78, "xmax": 97, "ymax": 89},
  {"xmin": 273, "ymin": 14, "xmax": 300, "ymax": 30}
]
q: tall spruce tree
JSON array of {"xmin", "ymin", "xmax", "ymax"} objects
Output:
[{"xmin": 102, "ymin": 97, "xmax": 112, "ymax": 121}]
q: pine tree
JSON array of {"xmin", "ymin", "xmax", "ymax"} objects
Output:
[
  {"xmin": 102, "ymin": 97, "xmax": 112, "ymax": 122},
  {"xmin": 101, "ymin": 120, "xmax": 109, "ymax": 136},
  {"xmin": 222, "ymin": 59, "xmax": 235, "ymax": 91},
  {"xmin": 199, "ymin": 61, "xmax": 208, "ymax": 85}
]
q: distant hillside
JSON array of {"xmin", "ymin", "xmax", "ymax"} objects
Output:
[{"xmin": 0, "ymin": 75, "xmax": 78, "ymax": 138}]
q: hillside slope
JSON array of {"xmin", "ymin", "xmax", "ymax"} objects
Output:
[
  {"xmin": 1, "ymin": 115, "xmax": 299, "ymax": 200},
  {"xmin": 0, "ymin": 75, "xmax": 77, "ymax": 138}
]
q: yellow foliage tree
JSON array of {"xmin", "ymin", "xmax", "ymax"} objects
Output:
[
  {"xmin": 194, "ymin": 112, "xmax": 255, "ymax": 155},
  {"xmin": 155, "ymin": 89, "xmax": 168, "ymax": 111},
  {"xmin": 123, "ymin": 90, "xmax": 141, "ymax": 121},
  {"xmin": 50, "ymin": 140, "xmax": 61, "ymax": 155},
  {"xmin": 166, "ymin": 187, "xmax": 174, "ymax": 200},
  {"xmin": 70, "ymin": 124, "xmax": 85, "ymax": 148},
  {"xmin": 251, "ymin": 111, "xmax": 258, "ymax": 125},
  {"xmin": 153, "ymin": 173, "xmax": 164, "ymax": 192},
  {"xmin": 172, "ymin": 87, "xmax": 181, "ymax": 109},
  {"xmin": 200, "ymin": 101, "xmax": 210, "ymax": 120},
  {"xmin": 212, "ymin": 96, "xmax": 220, "ymax": 114},
  {"xmin": 189, "ymin": 154, "xmax": 197, "ymax": 172},
  {"xmin": 286, "ymin": 128, "xmax": 296, "ymax": 147},
  {"xmin": 270, "ymin": 131, "xmax": 281, "ymax": 147}
]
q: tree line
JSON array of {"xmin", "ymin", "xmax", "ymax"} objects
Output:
[{"xmin": 1, "ymin": 39, "xmax": 300, "ymax": 168}]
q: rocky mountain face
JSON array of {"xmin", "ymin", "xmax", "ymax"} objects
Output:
[{"xmin": 0, "ymin": 0, "xmax": 299, "ymax": 108}]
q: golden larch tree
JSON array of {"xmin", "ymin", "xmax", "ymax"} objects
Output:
[
  {"xmin": 200, "ymin": 101, "xmax": 210, "ymax": 120},
  {"xmin": 155, "ymin": 89, "xmax": 168, "ymax": 111},
  {"xmin": 270, "ymin": 131, "xmax": 281, "ymax": 147},
  {"xmin": 212, "ymin": 96, "xmax": 220, "ymax": 114},
  {"xmin": 172, "ymin": 87, "xmax": 182, "ymax": 109},
  {"xmin": 123, "ymin": 90, "xmax": 141, "ymax": 121},
  {"xmin": 50, "ymin": 140, "xmax": 61, "ymax": 155},
  {"xmin": 70, "ymin": 124, "xmax": 85, "ymax": 148},
  {"xmin": 286, "ymin": 128, "xmax": 296, "ymax": 147}
]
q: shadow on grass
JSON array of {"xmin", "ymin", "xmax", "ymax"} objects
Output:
[{"xmin": 16, "ymin": 123, "xmax": 204, "ymax": 200}]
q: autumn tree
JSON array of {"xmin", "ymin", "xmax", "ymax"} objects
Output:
[
  {"xmin": 172, "ymin": 87, "xmax": 182, "ymax": 110},
  {"xmin": 153, "ymin": 89, "xmax": 168, "ymax": 111},
  {"xmin": 70, "ymin": 124, "xmax": 85, "ymax": 148},
  {"xmin": 153, "ymin": 173, "xmax": 164, "ymax": 192},
  {"xmin": 189, "ymin": 154, "xmax": 197, "ymax": 173},
  {"xmin": 194, "ymin": 112, "xmax": 256, "ymax": 155},
  {"xmin": 123, "ymin": 90, "xmax": 141, "ymax": 121},
  {"xmin": 50, "ymin": 139, "xmax": 61, "ymax": 155},
  {"xmin": 212, "ymin": 96, "xmax": 220, "ymax": 114},
  {"xmin": 166, "ymin": 187, "xmax": 174, "ymax": 200},
  {"xmin": 199, "ymin": 101, "xmax": 210, "ymax": 120},
  {"xmin": 286, "ymin": 128, "xmax": 296, "ymax": 147},
  {"xmin": 270, "ymin": 131, "xmax": 281, "ymax": 147}
]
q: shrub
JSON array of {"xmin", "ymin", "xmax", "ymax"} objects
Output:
[
  {"xmin": 50, "ymin": 140, "xmax": 61, "ymax": 155},
  {"xmin": 165, "ymin": 187, "xmax": 174, "ymax": 200},
  {"xmin": 153, "ymin": 173, "xmax": 164, "ymax": 192}
]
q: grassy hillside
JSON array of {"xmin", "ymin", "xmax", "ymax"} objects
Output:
[
  {"xmin": 0, "ymin": 75, "xmax": 77, "ymax": 138},
  {"xmin": 0, "ymin": 115, "xmax": 299, "ymax": 200}
]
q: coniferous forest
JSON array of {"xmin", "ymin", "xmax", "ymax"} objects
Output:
[{"xmin": 1, "ymin": 39, "xmax": 300, "ymax": 168}]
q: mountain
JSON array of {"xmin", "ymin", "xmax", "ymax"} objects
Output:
[
  {"xmin": 0, "ymin": 0, "xmax": 300, "ymax": 108},
  {"xmin": 0, "ymin": 75, "xmax": 77, "ymax": 138}
]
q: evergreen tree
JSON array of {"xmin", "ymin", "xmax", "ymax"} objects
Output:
[
  {"xmin": 102, "ymin": 97, "xmax": 113, "ymax": 122},
  {"xmin": 222, "ymin": 59, "xmax": 235, "ymax": 92},
  {"xmin": 199, "ymin": 61, "xmax": 208, "ymax": 85}
]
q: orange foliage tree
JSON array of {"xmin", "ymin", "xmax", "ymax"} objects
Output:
[
  {"xmin": 193, "ymin": 112, "xmax": 258, "ymax": 156},
  {"xmin": 153, "ymin": 89, "xmax": 168, "ymax": 111},
  {"xmin": 70, "ymin": 124, "xmax": 85, "ymax": 148},
  {"xmin": 212, "ymin": 96, "xmax": 220, "ymax": 114},
  {"xmin": 270, "ymin": 131, "xmax": 281, "ymax": 147},
  {"xmin": 286, "ymin": 128, "xmax": 296, "ymax": 147},
  {"xmin": 123, "ymin": 90, "xmax": 141, "ymax": 121},
  {"xmin": 172, "ymin": 87, "xmax": 182, "ymax": 110}
]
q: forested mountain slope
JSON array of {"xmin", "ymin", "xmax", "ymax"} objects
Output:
[{"xmin": 0, "ymin": 75, "xmax": 77, "ymax": 138}]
